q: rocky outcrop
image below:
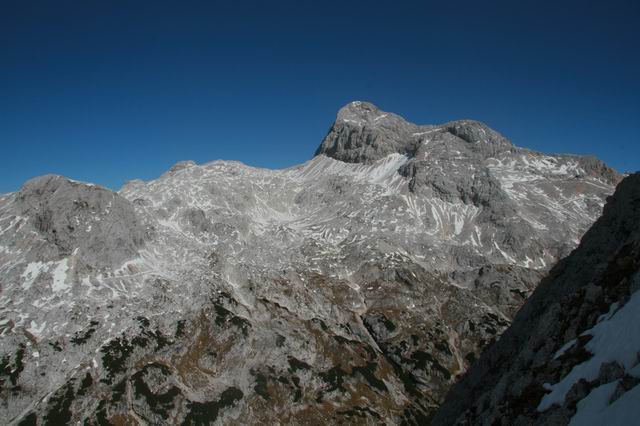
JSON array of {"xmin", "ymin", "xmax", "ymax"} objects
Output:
[
  {"xmin": 315, "ymin": 101, "xmax": 424, "ymax": 163},
  {"xmin": 434, "ymin": 173, "xmax": 640, "ymax": 425},
  {"xmin": 319, "ymin": 102, "xmax": 620, "ymax": 270},
  {"xmin": 315, "ymin": 102, "xmax": 517, "ymax": 165},
  {"xmin": 11, "ymin": 175, "xmax": 147, "ymax": 270}
]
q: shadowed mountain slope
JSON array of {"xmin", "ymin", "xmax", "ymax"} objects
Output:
[{"xmin": 434, "ymin": 173, "xmax": 640, "ymax": 426}]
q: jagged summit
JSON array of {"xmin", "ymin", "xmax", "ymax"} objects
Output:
[
  {"xmin": 167, "ymin": 160, "xmax": 197, "ymax": 174},
  {"xmin": 317, "ymin": 101, "xmax": 517, "ymax": 164},
  {"xmin": 336, "ymin": 100, "xmax": 378, "ymax": 119},
  {"xmin": 335, "ymin": 101, "xmax": 406, "ymax": 126}
]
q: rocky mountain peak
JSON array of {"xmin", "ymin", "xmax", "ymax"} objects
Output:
[
  {"xmin": 315, "ymin": 101, "xmax": 418, "ymax": 164},
  {"xmin": 12, "ymin": 174, "xmax": 146, "ymax": 270},
  {"xmin": 167, "ymin": 160, "xmax": 197, "ymax": 174},
  {"xmin": 317, "ymin": 102, "xmax": 518, "ymax": 165},
  {"xmin": 336, "ymin": 101, "xmax": 396, "ymax": 125}
]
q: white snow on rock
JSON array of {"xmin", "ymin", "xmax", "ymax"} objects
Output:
[
  {"xmin": 27, "ymin": 320, "xmax": 47, "ymax": 339},
  {"xmin": 569, "ymin": 364, "xmax": 640, "ymax": 426},
  {"xmin": 51, "ymin": 258, "xmax": 70, "ymax": 292},
  {"xmin": 538, "ymin": 290, "xmax": 640, "ymax": 411},
  {"xmin": 21, "ymin": 261, "xmax": 49, "ymax": 290}
]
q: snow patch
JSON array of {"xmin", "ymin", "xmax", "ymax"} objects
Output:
[
  {"xmin": 569, "ymin": 376, "xmax": 640, "ymax": 426},
  {"xmin": 538, "ymin": 290, "xmax": 640, "ymax": 411},
  {"xmin": 27, "ymin": 320, "xmax": 47, "ymax": 338},
  {"xmin": 493, "ymin": 241, "xmax": 517, "ymax": 263},
  {"xmin": 51, "ymin": 259, "xmax": 70, "ymax": 292},
  {"xmin": 22, "ymin": 261, "xmax": 49, "ymax": 290}
]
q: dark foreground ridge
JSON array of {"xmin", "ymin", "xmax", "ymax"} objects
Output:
[{"xmin": 434, "ymin": 173, "xmax": 640, "ymax": 425}]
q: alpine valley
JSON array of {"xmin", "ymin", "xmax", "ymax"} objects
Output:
[{"xmin": 0, "ymin": 102, "xmax": 622, "ymax": 425}]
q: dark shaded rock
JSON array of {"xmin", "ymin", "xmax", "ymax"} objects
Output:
[{"xmin": 434, "ymin": 174, "xmax": 640, "ymax": 425}]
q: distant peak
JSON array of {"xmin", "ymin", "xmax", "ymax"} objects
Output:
[
  {"xmin": 19, "ymin": 174, "xmax": 103, "ymax": 196},
  {"xmin": 336, "ymin": 101, "xmax": 391, "ymax": 125},
  {"xmin": 318, "ymin": 102, "xmax": 515, "ymax": 164},
  {"xmin": 338, "ymin": 100, "xmax": 379, "ymax": 116},
  {"xmin": 168, "ymin": 160, "xmax": 197, "ymax": 174}
]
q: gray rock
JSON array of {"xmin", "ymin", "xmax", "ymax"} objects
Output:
[
  {"xmin": 609, "ymin": 375, "xmax": 640, "ymax": 403},
  {"xmin": 14, "ymin": 174, "xmax": 146, "ymax": 270},
  {"xmin": 598, "ymin": 361, "xmax": 625, "ymax": 384}
]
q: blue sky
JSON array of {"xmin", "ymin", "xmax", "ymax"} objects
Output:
[{"xmin": 1, "ymin": 0, "xmax": 638, "ymax": 193}]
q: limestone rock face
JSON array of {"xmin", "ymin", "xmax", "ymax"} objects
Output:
[
  {"xmin": 315, "ymin": 101, "xmax": 424, "ymax": 163},
  {"xmin": 315, "ymin": 102, "xmax": 515, "ymax": 165},
  {"xmin": 10, "ymin": 174, "xmax": 146, "ymax": 269},
  {"xmin": 434, "ymin": 174, "xmax": 640, "ymax": 426},
  {"xmin": 0, "ymin": 102, "xmax": 621, "ymax": 424}
]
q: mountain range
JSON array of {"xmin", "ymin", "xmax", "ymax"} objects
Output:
[{"xmin": 0, "ymin": 102, "xmax": 621, "ymax": 424}]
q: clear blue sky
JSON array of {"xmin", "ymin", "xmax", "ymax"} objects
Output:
[{"xmin": 1, "ymin": 0, "xmax": 638, "ymax": 193}]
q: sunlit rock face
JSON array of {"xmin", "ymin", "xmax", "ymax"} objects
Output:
[
  {"xmin": 434, "ymin": 173, "xmax": 640, "ymax": 426},
  {"xmin": 0, "ymin": 102, "xmax": 620, "ymax": 424}
]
